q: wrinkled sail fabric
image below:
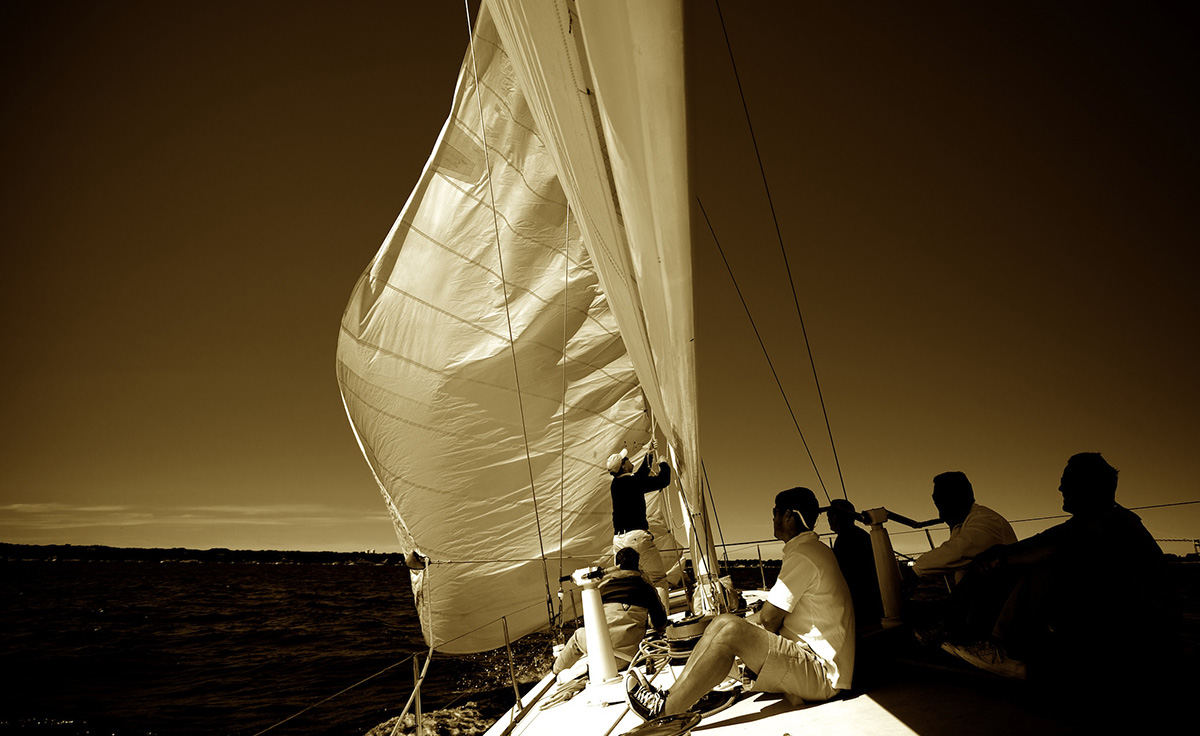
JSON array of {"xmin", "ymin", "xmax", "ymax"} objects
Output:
[{"xmin": 337, "ymin": 0, "xmax": 697, "ymax": 653}]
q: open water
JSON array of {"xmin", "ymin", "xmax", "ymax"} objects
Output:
[
  {"xmin": 0, "ymin": 561, "xmax": 549, "ymax": 736},
  {"xmin": 4, "ymin": 558, "xmax": 1195, "ymax": 736}
]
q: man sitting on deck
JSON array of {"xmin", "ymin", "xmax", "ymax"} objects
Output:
[
  {"xmin": 552, "ymin": 547, "xmax": 667, "ymax": 675},
  {"xmin": 942, "ymin": 453, "xmax": 1178, "ymax": 687},
  {"xmin": 913, "ymin": 471, "xmax": 1017, "ymax": 584},
  {"xmin": 625, "ymin": 487, "xmax": 855, "ymax": 721},
  {"xmin": 910, "ymin": 471, "xmax": 1019, "ymax": 646},
  {"xmin": 826, "ymin": 498, "xmax": 883, "ymax": 632}
]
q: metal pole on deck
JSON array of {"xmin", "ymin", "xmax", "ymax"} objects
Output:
[
  {"xmin": 413, "ymin": 657, "xmax": 422, "ymax": 731},
  {"xmin": 863, "ymin": 507, "xmax": 905, "ymax": 626},
  {"xmin": 579, "ymin": 578, "xmax": 619, "ymax": 684},
  {"xmin": 757, "ymin": 545, "xmax": 767, "ymax": 589},
  {"xmin": 501, "ymin": 617, "xmax": 522, "ymax": 708}
]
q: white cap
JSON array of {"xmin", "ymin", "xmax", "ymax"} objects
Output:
[{"xmin": 605, "ymin": 448, "xmax": 628, "ymax": 473}]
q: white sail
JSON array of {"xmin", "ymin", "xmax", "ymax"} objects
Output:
[{"xmin": 337, "ymin": 0, "xmax": 698, "ymax": 653}]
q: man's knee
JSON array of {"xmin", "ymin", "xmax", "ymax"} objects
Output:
[{"xmin": 705, "ymin": 614, "xmax": 751, "ymax": 647}]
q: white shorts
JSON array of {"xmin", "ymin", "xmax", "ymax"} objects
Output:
[{"xmin": 747, "ymin": 633, "xmax": 837, "ymax": 705}]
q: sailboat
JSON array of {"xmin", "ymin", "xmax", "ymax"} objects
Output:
[
  {"xmin": 337, "ymin": 0, "xmax": 711, "ymax": 658},
  {"xmin": 336, "ymin": 1, "xmax": 1185, "ymax": 734}
]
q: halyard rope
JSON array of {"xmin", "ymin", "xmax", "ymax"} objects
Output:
[{"xmin": 463, "ymin": 0, "xmax": 556, "ymax": 629}]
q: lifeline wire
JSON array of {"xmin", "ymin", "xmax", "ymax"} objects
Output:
[
  {"xmin": 250, "ymin": 654, "xmax": 417, "ymax": 736},
  {"xmin": 463, "ymin": 0, "xmax": 555, "ymax": 629},
  {"xmin": 712, "ymin": 0, "xmax": 848, "ymax": 502}
]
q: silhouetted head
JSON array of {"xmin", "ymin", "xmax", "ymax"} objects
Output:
[
  {"xmin": 615, "ymin": 546, "xmax": 640, "ymax": 571},
  {"xmin": 1059, "ymin": 452, "xmax": 1118, "ymax": 515},
  {"xmin": 932, "ymin": 471, "xmax": 975, "ymax": 528},
  {"xmin": 774, "ymin": 487, "xmax": 819, "ymax": 542},
  {"xmin": 826, "ymin": 498, "xmax": 859, "ymax": 535}
]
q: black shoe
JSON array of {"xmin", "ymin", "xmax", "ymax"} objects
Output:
[{"xmin": 625, "ymin": 668, "xmax": 668, "ymax": 721}]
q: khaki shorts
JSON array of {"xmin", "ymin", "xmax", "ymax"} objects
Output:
[{"xmin": 747, "ymin": 633, "xmax": 838, "ymax": 705}]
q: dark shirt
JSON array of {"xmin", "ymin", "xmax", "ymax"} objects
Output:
[
  {"xmin": 833, "ymin": 525, "xmax": 883, "ymax": 628},
  {"xmin": 996, "ymin": 503, "xmax": 1177, "ymax": 669},
  {"xmin": 610, "ymin": 454, "xmax": 671, "ymax": 534},
  {"xmin": 600, "ymin": 570, "xmax": 668, "ymax": 630}
]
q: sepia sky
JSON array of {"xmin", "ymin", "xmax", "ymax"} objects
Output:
[{"xmin": 2, "ymin": 1, "xmax": 1198, "ymax": 556}]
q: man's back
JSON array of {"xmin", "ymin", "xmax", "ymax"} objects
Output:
[
  {"xmin": 599, "ymin": 570, "xmax": 666, "ymax": 660},
  {"xmin": 834, "ymin": 525, "xmax": 882, "ymax": 627}
]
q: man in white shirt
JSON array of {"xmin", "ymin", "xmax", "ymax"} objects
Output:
[
  {"xmin": 626, "ymin": 487, "xmax": 855, "ymax": 720},
  {"xmin": 913, "ymin": 471, "xmax": 1017, "ymax": 584}
]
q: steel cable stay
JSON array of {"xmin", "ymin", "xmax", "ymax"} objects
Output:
[
  {"xmin": 249, "ymin": 652, "xmax": 421, "ymax": 736},
  {"xmin": 463, "ymin": 0, "xmax": 556, "ymax": 631},
  {"xmin": 698, "ymin": 197, "xmax": 832, "ymax": 504},
  {"xmin": 701, "ymin": 461, "xmax": 731, "ymax": 570},
  {"xmin": 712, "ymin": 0, "xmax": 848, "ymax": 503}
]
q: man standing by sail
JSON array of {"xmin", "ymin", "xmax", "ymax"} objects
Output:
[
  {"xmin": 607, "ymin": 443, "xmax": 672, "ymax": 610},
  {"xmin": 625, "ymin": 487, "xmax": 855, "ymax": 721}
]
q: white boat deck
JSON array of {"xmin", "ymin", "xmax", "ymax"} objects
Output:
[{"xmin": 485, "ymin": 650, "xmax": 1072, "ymax": 736}]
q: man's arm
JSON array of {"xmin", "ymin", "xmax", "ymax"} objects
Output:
[
  {"xmin": 912, "ymin": 515, "xmax": 1005, "ymax": 576},
  {"xmin": 634, "ymin": 459, "xmax": 671, "ymax": 492},
  {"xmin": 746, "ymin": 600, "xmax": 786, "ymax": 634}
]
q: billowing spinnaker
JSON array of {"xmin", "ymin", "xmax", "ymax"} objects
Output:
[{"xmin": 337, "ymin": 0, "xmax": 698, "ymax": 653}]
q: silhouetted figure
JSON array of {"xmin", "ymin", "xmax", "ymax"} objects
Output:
[
  {"xmin": 607, "ymin": 444, "xmax": 672, "ymax": 608},
  {"xmin": 552, "ymin": 547, "xmax": 667, "ymax": 675},
  {"xmin": 624, "ymin": 487, "xmax": 854, "ymax": 721},
  {"xmin": 913, "ymin": 471, "xmax": 1017, "ymax": 583},
  {"xmin": 827, "ymin": 499, "xmax": 883, "ymax": 632},
  {"xmin": 909, "ymin": 472, "xmax": 1019, "ymax": 649},
  {"xmin": 949, "ymin": 453, "xmax": 1179, "ymax": 696}
]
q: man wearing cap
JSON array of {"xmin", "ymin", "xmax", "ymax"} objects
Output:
[
  {"xmin": 607, "ymin": 445, "xmax": 672, "ymax": 608},
  {"xmin": 626, "ymin": 486, "xmax": 855, "ymax": 721},
  {"xmin": 827, "ymin": 499, "xmax": 883, "ymax": 631}
]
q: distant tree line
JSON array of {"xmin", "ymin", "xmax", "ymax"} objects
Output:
[{"xmin": 0, "ymin": 543, "xmax": 408, "ymax": 566}]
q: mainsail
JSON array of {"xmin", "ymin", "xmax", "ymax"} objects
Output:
[{"xmin": 336, "ymin": 0, "xmax": 701, "ymax": 653}]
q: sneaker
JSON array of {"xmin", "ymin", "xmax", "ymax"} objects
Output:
[
  {"xmin": 912, "ymin": 625, "xmax": 945, "ymax": 648},
  {"xmin": 625, "ymin": 668, "xmax": 668, "ymax": 721},
  {"xmin": 940, "ymin": 640, "xmax": 1027, "ymax": 679}
]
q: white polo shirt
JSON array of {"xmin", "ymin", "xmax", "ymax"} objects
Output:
[{"xmin": 767, "ymin": 530, "xmax": 856, "ymax": 690}]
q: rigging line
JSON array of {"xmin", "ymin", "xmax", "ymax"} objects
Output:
[
  {"xmin": 558, "ymin": 203, "xmax": 570, "ymax": 623},
  {"xmin": 1008, "ymin": 499, "xmax": 1200, "ymax": 526},
  {"xmin": 701, "ymin": 460, "xmax": 730, "ymax": 568},
  {"xmin": 647, "ymin": 413, "xmax": 679, "ymax": 561},
  {"xmin": 712, "ymin": 0, "xmax": 848, "ymax": 502},
  {"xmin": 250, "ymin": 654, "xmax": 418, "ymax": 736},
  {"xmin": 698, "ymin": 196, "xmax": 832, "ymax": 503},
  {"xmin": 463, "ymin": 0, "xmax": 555, "ymax": 625}
]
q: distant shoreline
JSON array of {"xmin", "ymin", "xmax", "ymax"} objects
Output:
[
  {"xmin": 4, "ymin": 541, "xmax": 1195, "ymax": 567},
  {"xmin": 0, "ymin": 542, "xmax": 408, "ymax": 566}
]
